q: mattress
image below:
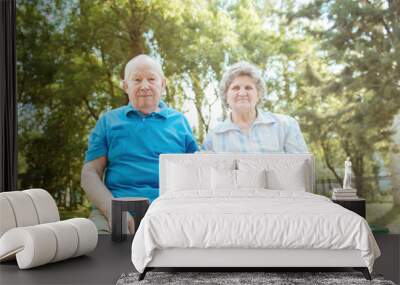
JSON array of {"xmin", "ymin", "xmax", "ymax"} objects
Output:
[{"xmin": 131, "ymin": 190, "xmax": 380, "ymax": 273}]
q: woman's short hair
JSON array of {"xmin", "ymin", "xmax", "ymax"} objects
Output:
[{"xmin": 219, "ymin": 61, "xmax": 265, "ymax": 108}]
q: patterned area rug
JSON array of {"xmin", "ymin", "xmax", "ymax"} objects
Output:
[{"xmin": 116, "ymin": 271, "xmax": 395, "ymax": 285}]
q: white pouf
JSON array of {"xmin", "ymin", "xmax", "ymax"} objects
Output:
[{"xmin": 0, "ymin": 189, "xmax": 98, "ymax": 269}]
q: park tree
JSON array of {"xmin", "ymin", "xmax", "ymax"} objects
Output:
[
  {"xmin": 294, "ymin": 0, "xmax": 400, "ymax": 198},
  {"xmin": 16, "ymin": 0, "xmax": 238, "ymax": 207},
  {"xmin": 16, "ymin": 0, "xmax": 399, "ymax": 223},
  {"xmin": 148, "ymin": 0, "xmax": 237, "ymax": 142}
]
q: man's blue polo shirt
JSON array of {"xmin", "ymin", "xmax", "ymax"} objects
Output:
[{"xmin": 84, "ymin": 102, "xmax": 198, "ymax": 201}]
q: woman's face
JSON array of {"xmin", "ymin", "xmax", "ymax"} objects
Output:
[{"xmin": 226, "ymin": 75, "xmax": 259, "ymax": 113}]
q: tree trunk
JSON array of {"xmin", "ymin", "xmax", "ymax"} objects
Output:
[
  {"xmin": 390, "ymin": 114, "xmax": 400, "ymax": 206},
  {"xmin": 353, "ymin": 154, "xmax": 365, "ymax": 199},
  {"xmin": 128, "ymin": 0, "xmax": 146, "ymax": 55},
  {"xmin": 320, "ymin": 140, "xmax": 342, "ymax": 184},
  {"xmin": 192, "ymin": 75, "xmax": 205, "ymax": 143}
]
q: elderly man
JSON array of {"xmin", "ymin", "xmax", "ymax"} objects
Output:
[{"xmin": 81, "ymin": 55, "xmax": 198, "ymax": 233}]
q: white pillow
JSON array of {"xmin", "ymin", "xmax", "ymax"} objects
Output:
[
  {"xmin": 238, "ymin": 159, "xmax": 308, "ymax": 191},
  {"xmin": 266, "ymin": 162, "xmax": 307, "ymax": 191},
  {"xmin": 211, "ymin": 168, "xmax": 236, "ymax": 191},
  {"xmin": 236, "ymin": 169, "xmax": 267, "ymax": 189},
  {"xmin": 167, "ymin": 162, "xmax": 212, "ymax": 191}
]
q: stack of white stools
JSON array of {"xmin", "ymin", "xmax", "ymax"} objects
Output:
[{"xmin": 0, "ymin": 189, "xmax": 97, "ymax": 269}]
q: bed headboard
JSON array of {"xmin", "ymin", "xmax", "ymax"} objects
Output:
[{"xmin": 159, "ymin": 153, "xmax": 315, "ymax": 195}]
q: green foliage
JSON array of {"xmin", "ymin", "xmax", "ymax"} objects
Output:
[
  {"xmin": 16, "ymin": 0, "xmax": 399, "ymax": 211},
  {"xmin": 294, "ymin": 0, "xmax": 400, "ymax": 198}
]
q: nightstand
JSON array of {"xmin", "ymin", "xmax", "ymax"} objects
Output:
[{"xmin": 332, "ymin": 198, "xmax": 366, "ymax": 218}]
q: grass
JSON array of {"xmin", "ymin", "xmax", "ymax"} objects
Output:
[
  {"xmin": 367, "ymin": 202, "xmax": 400, "ymax": 233},
  {"xmin": 366, "ymin": 202, "xmax": 394, "ymax": 222},
  {"xmin": 371, "ymin": 205, "xmax": 400, "ymax": 226},
  {"xmin": 59, "ymin": 205, "xmax": 90, "ymax": 220}
]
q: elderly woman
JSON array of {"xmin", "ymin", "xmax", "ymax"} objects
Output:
[{"xmin": 203, "ymin": 61, "xmax": 308, "ymax": 153}]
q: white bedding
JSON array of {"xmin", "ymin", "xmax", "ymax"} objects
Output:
[{"xmin": 131, "ymin": 190, "xmax": 380, "ymax": 273}]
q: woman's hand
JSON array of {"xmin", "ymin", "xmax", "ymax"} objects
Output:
[{"xmin": 127, "ymin": 212, "xmax": 136, "ymax": 234}]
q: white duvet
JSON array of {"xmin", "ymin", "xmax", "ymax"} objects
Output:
[{"xmin": 131, "ymin": 190, "xmax": 380, "ymax": 273}]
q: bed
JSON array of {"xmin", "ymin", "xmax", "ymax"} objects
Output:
[{"xmin": 131, "ymin": 153, "xmax": 380, "ymax": 280}]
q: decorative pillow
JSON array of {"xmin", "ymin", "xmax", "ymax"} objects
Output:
[
  {"xmin": 236, "ymin": 169, "xmax": 268, "ymax": 189},
  {"xmin": 211, "ymin": 168, "xmax": 236, "ymax": 191},
  {"xmin": 266, "ymin": 164, "xmax": 307, "ymax": 191},
  {"xmin": 238, "ymin": 159, "xmax": 309, "ymax": 191},
  {"xmin": 166, "ymin": 162, "xmax": 212, "ymax": 192}
]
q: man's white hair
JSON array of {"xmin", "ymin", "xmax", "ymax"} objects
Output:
[{"xmin": 123, "ymin": 54, "xmax": 165, "ymax": 81}]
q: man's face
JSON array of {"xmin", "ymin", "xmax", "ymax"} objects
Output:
[{"xmin": 125, "ymin": 61, "xmax": 165, "ymax": 114}]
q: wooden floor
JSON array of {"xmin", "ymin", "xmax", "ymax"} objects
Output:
[
  {"xmin": 0, "ymin": 235, "xmax": 135, "ymax": 285},
  {"xmin": 0, "ymin": 234, "xmax": 398, "ymax": 285},
  {"xmin": 374, "ymin": 234, "xmax": 400, "ymax": 284}
]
